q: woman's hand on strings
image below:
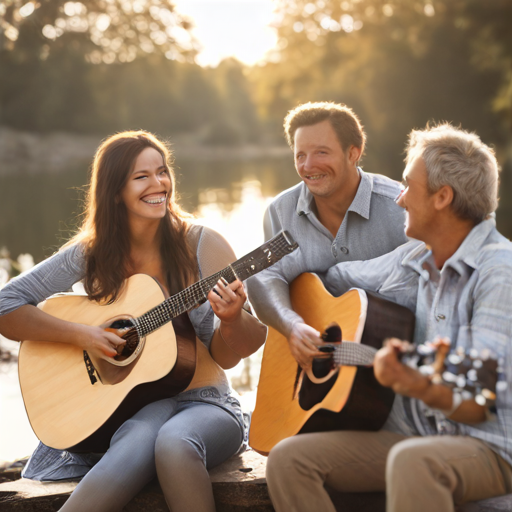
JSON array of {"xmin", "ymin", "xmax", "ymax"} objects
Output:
[
  {"xmin": 76, "ymin": 324, "xmax": 126, "ymax": 360},
  {"xmin": 208, "ymin": 278, "xmax": 246, "ymax": 324}
]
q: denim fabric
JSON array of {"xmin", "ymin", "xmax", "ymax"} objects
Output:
[
  {"xmin": 22, "ymin": 447, "xmax": 102, "ymax": 481},
  {"xmin": 23, "ymin": 386, "xmax": 246, "ymax": 482},
  {"xmin": 174, "ymin": 386, "xmax": 249, "ymax": 451},
  {"xmin": 59, "ymin": 396, "xmax": 244, "ymax": 512}
]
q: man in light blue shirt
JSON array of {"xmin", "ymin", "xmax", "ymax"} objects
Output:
[
  {"xmin": 248, "ymin": 102, "xmax": 407, "ymax": 368},
  {"xmin": 265, "ymin": 124, "xmax": 512, "ymax": 512}
]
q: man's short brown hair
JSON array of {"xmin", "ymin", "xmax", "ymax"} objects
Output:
[{"xmin": 284, "ymin": 102, "xmax": 366, "ymax": 156}]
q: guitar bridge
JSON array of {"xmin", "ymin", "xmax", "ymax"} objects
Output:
[{"xmin": 83, "ymin": 350, "xmax": 98, "ymax": 385}]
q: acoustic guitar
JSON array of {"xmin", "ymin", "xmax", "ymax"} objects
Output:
[
  {"xmin": 18, "ymin": 231, "xmax": 298, "ymax": 453},
  {"xmin": 249, "ymin": 273, "xmax": 498, "ymax": 455}
]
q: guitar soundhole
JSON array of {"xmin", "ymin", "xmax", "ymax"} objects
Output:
[
  {"xmin": 312, "ymin": 323, "xmax": 342, "ymax": 379},
  {"xmin": 108, "ymin": 319, "xmax": 140, "ymax": 361},
  {"xmin": 299, "ymin": 323, "xmax": 342, "ymax": 410}
]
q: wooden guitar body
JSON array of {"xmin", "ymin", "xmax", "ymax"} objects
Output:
[
  {"xmin": 249, "ymin": 273, "xmax": 415, "ymax": 456},
  {"xmin": 17, "ymin": 231, "xmax": 299, "ymax": 453},
  {"xmin": 18, "ymin": 274, "xmax": 196, "ymax": 453}
]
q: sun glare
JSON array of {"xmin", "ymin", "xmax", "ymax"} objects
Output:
[{"xmin": 173, "ymin": 0, "xmax": 277, "ymax": 67}]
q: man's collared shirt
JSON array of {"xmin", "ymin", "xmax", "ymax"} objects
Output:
[
  {"xmin": 325, "ymin": 218, "xmax": 512, "ymax": 464},
  {"xmin": 248, "ymin": 169, "xmax": 408, "ymax": 336}
]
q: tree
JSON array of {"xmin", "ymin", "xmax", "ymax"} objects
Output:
[
  {"xmin": 0, "ymin": 0, "xmax": 199, "ymax": 63},
  {"xmin": 252, "ymin": 0, "xmax": 512, "ymax": 169}
]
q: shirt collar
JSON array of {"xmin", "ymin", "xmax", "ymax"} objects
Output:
[
  {"xmin": 295, "ymin": 168, "xmax": 372, "ymax": 219},
  {"xmin": 401, "ymin": 217, "xmax": 496, "ymax": 278},
  {"xmin": 443, "ymin": 217, "xmax": 496, "ymax": 273},
  {"xmin": 296, "ymin": 182, "xmax": 315, "ymax": 216},
  {"xmin": 347, "ymin": 169, "xmax": 372, "ymax": 220},
  {"xmin": 401, "ymin": 241, "xmax": 432, "ymax": 280}
]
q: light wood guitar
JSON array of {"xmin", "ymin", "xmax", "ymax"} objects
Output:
[
  {"xmin": 18, "ymin": 231, "xmax": 298, "ymax": 453},
  {"xmin": 249, "ymin": 273, "xmax": 415, "ymax": 455}
]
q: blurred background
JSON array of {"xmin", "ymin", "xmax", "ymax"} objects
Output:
[{"xmin": 1, "ymin": 0, "xmax": 512, "ymax": 463}]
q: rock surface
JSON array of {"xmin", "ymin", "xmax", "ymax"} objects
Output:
[
  {"xmin": 0, "ymin": 450, "xmax": 272, "ymax": 512},
  {"xmin": 1, "ymin": 449, "xmax": 512, "ymax": 512}
]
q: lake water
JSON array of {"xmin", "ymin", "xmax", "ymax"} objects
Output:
[{"xmin": 0, "ymin": 155, "xmax": 297, "ymax": 262}]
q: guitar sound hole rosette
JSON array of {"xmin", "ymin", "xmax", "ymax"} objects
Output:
[{"xmin": 101, "ymin": 315, "xmax": 146, "ymax": 367}]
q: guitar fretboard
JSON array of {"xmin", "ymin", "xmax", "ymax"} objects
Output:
[
  {"xmin": 332, "ymin": 343, "xmax": 378, "ymax": 367},
  {"xmin": 135, "ymin": 231, "xmax": 297, "ymax": 337}
]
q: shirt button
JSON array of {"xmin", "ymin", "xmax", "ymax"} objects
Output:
[
  {"xmin": 341, "ymin": 247, "xmax": 349, "ymax": 254},
  {"xmin": 436, "ymin": 314, "xmax": 446, "ymax": 322}
]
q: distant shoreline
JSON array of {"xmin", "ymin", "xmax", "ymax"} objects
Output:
[{"xmin": 0, "ymin": 126, "xmax": 290, "ymax": 177}]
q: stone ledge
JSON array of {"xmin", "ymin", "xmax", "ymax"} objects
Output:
[
  {"xmin": 2, "ymin": 449, "xmax": 512, "ymax": 512},
  {"xmin": 0, "ymin": 450, "xmax": 271, "ymax": 512}
]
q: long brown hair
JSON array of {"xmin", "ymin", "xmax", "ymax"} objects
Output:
[{"xmin": 68, "ymin": 131, "xmax": 196, "ymax": 303}]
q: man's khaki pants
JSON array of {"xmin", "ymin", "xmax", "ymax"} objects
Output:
[{"xmin": 266, "ymin": 431, "xmax": 512, "ymax": 512}]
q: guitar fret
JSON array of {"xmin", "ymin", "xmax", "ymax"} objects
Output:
[
  {"xmin": 198, "ymin": 279, "xmax": 208, "ymax": 300},
  {"xmin": 134, "ymin": 231, "xmax": 298, "ymax": 336},
  {"xmin": 333, "ymin": 343, "xmax": 378, "ymax": 367}
]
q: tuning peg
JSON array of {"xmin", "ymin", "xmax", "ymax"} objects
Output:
[
  {"xmin": 497, "ymin": 381, "xmax": 508, "ymax": 393},
  {"xmin": 461, "ymin": 390, "xmax": 473, "ymax": 401},
  {"xmin": 467, "ymin": 369, "xmax": 478, "ymax": 382},
  {"xmin": 475, "ymin": 394, "xmax": 487, "ymax": 406},
  {"xmin": 417, "ymin": 344, "xmax": 435, "ymax": 356},
  {"xmin": 469, "ymin": 348, "xmax": 479, "ymax": 359},
  {"xmin": 447, "ymin": 354, "xmax": 462, "ymax": 366},
  {"xmin": 418, "ymin": 365, "xmax": 435, "ymax": 376},
  {"xmin": 456, "ymin": 375, "xmax": 467, "ymax": 389},
  {"xmin": 442, "ymin": 371, "xmax": 457, "ymax": 384}
]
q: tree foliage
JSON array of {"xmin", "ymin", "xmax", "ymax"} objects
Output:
[
  {"xmin": 0, "ymin": 2, "xmax": 260, "ymax": 141},
  {"xmin": 0, "ymin": 0, "xmax": 198, "ymax": 63},
  {"xmin": 250, "ymin": 0, "xmax": 512, "ymax": 174}
]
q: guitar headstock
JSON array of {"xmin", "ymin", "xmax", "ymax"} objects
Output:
[
  {"xmin": 232, "ymin": 230, "xmax": 299, "ymax": 280},
  {"xmin": 402, "ymin": 344, "xmax": 500, "ymax": 411}
]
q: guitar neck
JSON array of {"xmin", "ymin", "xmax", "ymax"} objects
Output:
[
  {"xmin": 135, "ymin": 230, "xmax": 298, "ymax": 336},
  {"xmin": 330, "ymin": 341, "xmax": 497, "ymax": 408},
  {"xmin": 333, "ymin": 343, "xmax": 378, "ymax": 367}
]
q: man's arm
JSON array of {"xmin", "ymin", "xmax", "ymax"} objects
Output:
[
  {"xmin": 323, "ymin": 241, "xmax": 421, "ymax": 311},
  {"xmin": 249, "ymin": 203, "xmax": 325, "ymax": 367},
  {"xmin": 248, "ymin": 203, "xmax": 305, "ymax": 336},
  {"xmin": 375, "ymin": 254, "xmax": 512, "ymax": 425}
]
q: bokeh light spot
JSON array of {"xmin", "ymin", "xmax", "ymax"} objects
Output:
[{"xmin": 19, "ymin": 2, "xmax": 35, "ymax": 18}]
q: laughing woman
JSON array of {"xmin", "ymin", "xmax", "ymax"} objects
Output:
[{"xmin": 0, "ymin": 131, "xmax": 266, "ymax": 512}]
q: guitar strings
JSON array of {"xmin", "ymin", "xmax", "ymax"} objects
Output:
[
  {"xmin": 332, "ymin": 343, "xmax": 378, "ymax": 367},
  {"xmin": 136, "ymin": 233, "xmax": 293, "ymax": 336}
]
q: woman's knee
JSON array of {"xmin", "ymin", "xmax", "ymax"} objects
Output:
[
  {"xmin": 155, "ymin": 431, "xmax": 206, "ymax": 468},
  {"xmin": 111, "ymin": 417, "xmax": 161, "ymax": 448}
]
